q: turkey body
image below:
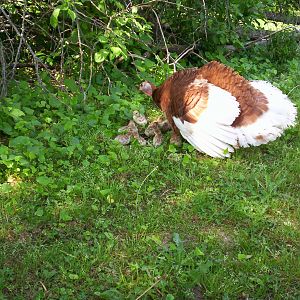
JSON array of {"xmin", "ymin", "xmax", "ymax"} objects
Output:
[{"xmin": 140, "ymin": 61, "xmax": 297, "ymax": 158}]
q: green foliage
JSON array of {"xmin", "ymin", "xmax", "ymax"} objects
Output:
[
  {"xmin": 152, "ymin": 0, "xmax": 273, "ymax": 49},
  {"xmin": 267, "ymin": 30, "xmax": 299, "ymax": 65},
  {"xmin": 0, "ymin": 76, "xmax": 144, "ymax": 179}
]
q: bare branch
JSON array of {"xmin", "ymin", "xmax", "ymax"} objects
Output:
[
  {"xmin": 0, "ymin": 7, "xmax": 44, "ymax": 87},
  {"xmin": 170, "ymin": 43, "xmax": 196, "ymax": 68},
  {"xmin": 191, "ymin": 51, "xmax": 208, "ymax": 63},
  {"xmin": 0, "ymin": 41, "xmax": 7, "ymax": 98},
  {"xmin": 135, "ymin": 277, "xmax": 161, "ymax": 300},
  {"xmin": 11, "ymin": 0, "xmax": 27, "ymax": 79},
  {"xmin": 151, "ymin": 9, "xmax": 170, "ymax": 64},
  {"xmin": 84, "ymin": 48, "xmax": 94, "ymax": 100},
  {"xmin": 244, "ymin": 25, "xmax": 298, "ymax": 47},
  {"xmin": 137, "ymin": 0, "xmax": 195, "ymax": 11},
  {"xmin": 76, "ymin": 16, "xmax": 87, "ymax": 102},
  {"xmin": 225, "ymin": 25, "xmax": 299, "ymax": 57},
  {"xmin": 201, "ymin": 0, "xmax": 208, "ymax": 40}
]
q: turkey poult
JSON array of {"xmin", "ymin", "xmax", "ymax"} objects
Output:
[{"xmin": 139, "ymin": 61, "xmax": 297, "ymax": 158}]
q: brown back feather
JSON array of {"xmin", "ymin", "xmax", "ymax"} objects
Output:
[
  {"xmin": 198, "ymin": 61, "xmax": 268, "ymax": 126},
  {"xmin": 153, "ymin": 69, "xmax": 209, "ymax": 126},
  {"xmin": 152, "ymin": 61, "xmax": 268, "ymax": 128}
]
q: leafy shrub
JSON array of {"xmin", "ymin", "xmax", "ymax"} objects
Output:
[
  {"xmin": 0, "ymin": 77, "xmax": 144, "ymax": 179},
  {"xmin": 267, "ymin": 30, "xmax": 299, "ymax": 66}
]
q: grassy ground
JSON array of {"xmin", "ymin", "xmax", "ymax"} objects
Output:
[{"xmin": 0, "ymin": 55, "xmax": 300, "ymax": 299}]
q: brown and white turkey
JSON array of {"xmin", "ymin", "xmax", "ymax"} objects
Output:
[{"xmin": 140, "ymin": 61, "xmax": 297, "ymax": 158}]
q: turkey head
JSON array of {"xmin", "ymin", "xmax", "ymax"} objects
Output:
[{"xmin": 139, "ymin": 81, "xmax": 156, "ymax": 97}]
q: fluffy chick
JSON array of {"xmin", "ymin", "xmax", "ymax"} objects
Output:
[{"xmin": 133, "ymin": 111, "xmax": 147, "ymax": 126}]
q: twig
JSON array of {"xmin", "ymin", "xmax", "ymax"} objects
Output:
[
  {"xmin": 58, "ymin": 14, "xmax": 65, "ymax": 79},
  {"xmin": 11, "ymin": 63, "xmax": 53, "ymax": 69},
  {"xmin": 59, "ymin": 250, "xmax": 77, "ymax": 258},
  {"xmin": 225, "ymin": 25, "xmax": 298, "ymax": 57},
  {"xmin": 287, "ymin": 85, "xmax": 300, "ymax": 96},
  {"xmin": 225, "ymin": 0, "xmax": 230, "ymax": 28},
  {"xmin": 39, "ymin": 281, "xmax": 47, "ymax": 292},
  {"xmin": 170, "ymin": 43, "xmax": 196, "ymax": 71},
  {"xmin": 137, "ymin": 0, "xmax": 195, "ymax": 11},
  {"xmin": 101, "ymin": 65, "xmax": 112, "ymax": 96},
  {"xmin": 0, "ymin": 41, "xmax": 7, "ymax": 98},
  {"xmin": 135, "ymin": 277, "xmax": 161, "ymax": 300},
  {"xmin": 201, "ymin": 0, "xmax": 208, "ymax": 40},
  {"xmin": 244, "ymin": 25, "xmax": 297, "ymax": 47},
  {"xmin": 84, "ymin": 47, "xmax": 94, "ymax": 99},
  {"xmin": 0, "ymin": 7, "xmax": 44, "ymax": 88},
  {"xmin": 76, "ymin": 17, "xmax": 87, "ymax": 102},
  {"xmin": 151, "ymin": 9, "xmax": 170, "ymax": 64},
  {"xmin": 191, "ymin": 51, "xmax": 208, "ymax": 63},
  {"xmin": 89, "ymin": 0, "xmax": 107, "ymax": 16},
  {"xmin": 135, "ymin": 166, "xmax": 158, "ymax": 206},
  {"xmin": 11, "ymin": 0, "xmax": 27, "ymax": 79}
]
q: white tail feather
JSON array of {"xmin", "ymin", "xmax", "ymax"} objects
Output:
[
  {"xmin": 236, "ymin": 80, "xmax": 297, "ymax": 147},
  {"xmin": 173, "ymin": 84, "xmax": 240, "ymax": 158}
]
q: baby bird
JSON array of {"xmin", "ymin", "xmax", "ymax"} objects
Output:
[
  {"xmin": 115, "ymin": 132, "xmax": 131, "ymax": 145},
  {"xmin": 116, "ymin": 120, "xmax": 146, "ymax": 145},
  {"xmin": 158, "ymin": 119, "xmax": 171, "ymax": 132},
  {"xmin": 118, "ymin": 120, "xmax": 138, "ymax": 134},
  {"xmin": 145, "ymin": 121, "xmax": 163, "ymax": 147},
  {"xmin": 133, "ymin": 111, "xmax": 148, "ymax": 126}
]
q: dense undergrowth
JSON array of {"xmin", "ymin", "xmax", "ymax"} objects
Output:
[{"xmin": 1, "ymin": 0, "xmax": 300, "ymax": 299}]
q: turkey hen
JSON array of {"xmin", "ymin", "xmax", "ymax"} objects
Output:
[{"xmin": 139, "ymin": 61, "xmax": 297, "ymax": 158}]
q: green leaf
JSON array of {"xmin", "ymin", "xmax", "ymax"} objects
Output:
[
  {"xmin": 9, "ymin": 136, "xmax": 32, "ymax": 147},
  {"xmin": 238, "ymin": 253, "xmax": 252, "ymax": 260},
  {"xmin": 67, "ymin": 9, "xmax": 76, "ymax": 21},
  {"xmin": 194, "ymin": 247, "xmax": 205, "ymax": 256},
  {"xmin": 173, "ymin": 232, "xmax": 183, "ymax": 247},
  {"xmin": 182, "ymin": 154, "xmax": 190, "ymax": 165},
  {"xmin": 110, "ymin": 46, "xmax": 122, "ymax": 58},
  {"xmin": 94, "ymin": 49, "xmax": 109, "ymax": 63},
  {"xmin": 60, "ymin": 209, "xmax": 73, "ymax": 222},
  {"xmin": 10, "ymin": 108, "xmax": 25, "ymax": 118},
  {"xmin": 97, "ymin": 3, "xmax": 106, "ymax": 12},
  {"xmin": 98, "ymin": 35, "xmax": 108, "ymax": 44},
  {"xmin": 131, "ymin": 6, "xmax": 138, "ymax": 14},
  {"xmin": 64, "ymin": 78, "xmax": 79, "ymax": 93},
  {"xmin": 23, "ymin": 107, "xmax": 34, "ymax": 115},
  {"xmin": 35, "ymin": 207, "xmax": 44, "ymax": 217},
  {"xmin": 149, "ymin": 235, "xmax": 162, "ymax": 245},
  {"xmin": 0, "ymin": 146, "xmax": 9, "ymax": 156},
  {"xmin": 36, "ymin": 176, "xmax": 53, "ymax": 186},
  {"xmin": 94, "ymin": 289, "xmax": 124, "ymax": 300},
  {"xmin": 168, "ymin": 144, "xmax": 177, "ymax": 153},
  {"xmin": 0, "ymin": 122, "xmax": 13, "ymax": 135},
  {"xmin": 49, "ymin": 96, "xmax": 61, "ymax": 108},
  {"xmin": 68, "ymin": 273, "xmax": 79, "ymax": 280},
  {"xmin": 50, "ymin": 8, "xmax": 60, "ymax": 28}
]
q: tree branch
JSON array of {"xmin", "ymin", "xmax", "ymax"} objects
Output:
[
  {"xmin": 11, "ymin": 1, "xmax": 27, "ymax": 79},
  {"xmin": 76, "ymin": 16, "xmax": 86, "ymax": 102},
  {"xmin": 0, "ymin": 7, "xmax": 44, "ymax": 87},
  {"xmin": 151, "ymin": 9, "xmax": 170, "ymax": 64},
  {"xmin": 0, "ymin": 41, "xmax": 7, "ymax": 98}
]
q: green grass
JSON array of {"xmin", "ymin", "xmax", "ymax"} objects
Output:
[{"xmin": 1, "ymin": 56, "xmax": 300, "ymax": 299}]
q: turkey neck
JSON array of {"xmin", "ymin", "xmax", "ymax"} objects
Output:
[
  {"xmin": 152, "ymin": 87, "xmax": 165, "ymax": 110},
  {"xmin": 198, "ymin": 61, "xmax": 268, "ymax": 126}
]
